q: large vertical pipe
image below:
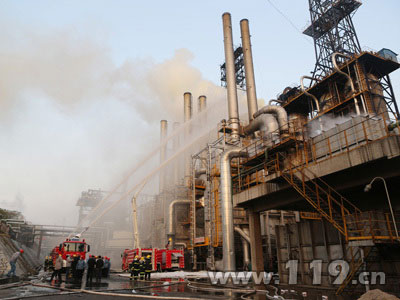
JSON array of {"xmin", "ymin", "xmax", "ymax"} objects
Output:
[
  {"xmin": 242, "ymin": 227, "xmax": 250, "ymax": 269},
  {"xmin": 184, "ymin": 92, "xmax": 193, "ymax": 122},
  {"xmin": 240, "ymin": 19, "xmax": 258, "ymax": 122},
  {"xmin": 184, "ymin": 93, "xmax": 193, "ymax": 185},
  {"xmin": 159, "ymin": 120, "xmax": 168, "ymax": 193},
  {"xmin": 220, "ymin": 148, "xmax": 248, "ymax": 271},
  {"xmin": 198, "ymin": 95, "xmax": 207, "ymax": 126},
  {"xmin": 198, "ymin": 95, "xmax": 207, "ymax": 112},
  {"xmin": 222, "ymin": 13, "xmax": 240, "ymax": 140},
  {"xmin": 172, "ymin": 122, "xmax": 180, "ymax": 184}
]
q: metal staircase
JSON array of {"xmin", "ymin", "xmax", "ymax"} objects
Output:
[
  {"xmin": 275, "ymin": 153, "xmax": 362, "ymax": 237},
  {"xmin": 336, "ymin": 246, "xmax": 372, "ymax": 295}
]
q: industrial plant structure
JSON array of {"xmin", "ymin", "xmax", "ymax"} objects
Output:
[{"xmin": 144, "ymin": 0, "xmax": 400, "ymax": 295}]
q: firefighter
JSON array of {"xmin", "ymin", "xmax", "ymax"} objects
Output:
[
  {"xmin": 102, "ymin": 257, "xmax": 108, "ymax": 277},
  {"xmin": 44, "ymin": 256, "xmax": 49, "ymax": 271},
  {"xmin": 71, "ymin": 254, "xmax": 79, "ymax": 283},
  {"xmin": 129, "ymin": 255, "xmax": 139, "ymax": 280},
  {"xmin": 103, "ymin": 257, "xmax": 111, "ymax": 277},
  {"xmin": 144, "ymin": 255, "xmax": 152, "ymax": 280},
  {"xmin": 165, "ymin": 237, "xmax": 172, "ymax": 249},
  {"xmin": 106, "ymin": 257, "xmax": 111, "ymax": 277},
  {"xmin": 139, "ymin": 257, "xmax": 145, "ymax": 280},
  {"xmin": 46, "ymin": 256, "xmax": 54, "ymax": 272},
  {"xmin": 86, "ymin": 255, "xmax": 96, "ymax": 286},
  {"xmin": 49, "ymin": 256, "xmax": 54, "ymax": 271},
  {"xmin": 95, "ymin": 255, "xmax": 104, "ymax": 283}
]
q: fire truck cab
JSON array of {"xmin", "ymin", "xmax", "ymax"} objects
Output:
[{"xmin": 51, "ymin": 237, "xmax": 90, "ymax": 261}]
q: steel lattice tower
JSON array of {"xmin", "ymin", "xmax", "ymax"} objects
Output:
[{"xmin": 304, "ymin": 0, "xmax": 362, "ymax": 81}]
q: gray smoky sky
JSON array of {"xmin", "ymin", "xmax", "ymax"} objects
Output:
[{"xmin": 0, "ymin": 26, "xmax": 229, "ymax": 225}]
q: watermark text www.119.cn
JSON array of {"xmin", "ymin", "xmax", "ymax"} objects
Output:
[{"xmin": 208, "ymin": 260, "xmax": 385, "ymax": 286}]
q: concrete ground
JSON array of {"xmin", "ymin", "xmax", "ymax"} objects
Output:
[{"xmin": 0, "ymin": 271, "xmax": 367, "ymax": 299}]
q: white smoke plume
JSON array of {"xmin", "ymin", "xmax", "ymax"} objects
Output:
[{"xmin": 0, "ymin": 27, "xmax": 232, "ymax": 225}]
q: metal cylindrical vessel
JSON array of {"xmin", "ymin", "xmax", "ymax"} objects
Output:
[
  {"xmin": 159, "ymin": 120, "xmax": 168, "ymax": 193},
  {"xmin": 172, "ymin": 122, "xmax": 180, "ymax": 184},
  {"xmin": 184, "ymin": 92, "xmax": 193, "ymax": 185},
  {"xmin": 222, "ymin": 13, "xmax": 240, "ymax": 140},
  {"xmin": 240, "ymin": 19, "xmax": 258, "ymax": 122},
  {"xmin": 198, "ymin": 95, "xmax": 207, "ymax": 112},
  {"xmin": 184, "ymin": 92, "xmax": 193, "ymax": 122}
]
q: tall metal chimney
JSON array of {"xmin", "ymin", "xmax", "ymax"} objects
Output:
[
  {"xmin": 184, "ymin": 92, "xmax": 193, "ymax": 122},
  {"xmin": 222, "ymin": 12, "xmax": 240, "ymax": 140},
  {"xmin": 183, "ymin": 92, "xmax": 193, "ymax": 185},
  {"xmin": 172, "ymin": 121, "xmax": 180, "ymax": 184},
  {"xmin": 240, "ymin": 19, "xmax": 258, "ymax": 122},
  {"xmin": 159, "ymin": 120, "xmax": 168, "ymax": 193},
  {"xmin": 198, "ymin": 95, "xmax": 207, "ymax": 112}
]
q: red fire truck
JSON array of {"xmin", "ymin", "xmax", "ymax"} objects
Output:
[
  {"xmin": 122, "ymin": 248, "xmax": 184, "ymax": 272},
  {"xmin": 51, "ymin": 238, "xmax": 90, "ymax": 262}
]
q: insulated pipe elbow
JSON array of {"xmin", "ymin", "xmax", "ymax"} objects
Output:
[
  {"xmin": 253, "ymin": 105, "xmax": 288, "ymax": 132},
  {"xmin": 234, "ymin": 226, "xmax": 251, "ymax": 244},
  {"xmin": 243, "ymin": 114, "xmax": 278, "ymax": 136},
  {"xmin": 168, "ymin": 200, "xmax": 190, "ymax": 236},
  {"xmin": 220, "ymin": 148, "xmax": 248, "ymax": 271},
  {"xmin": 243, "ymin": 115, "xmax": 264, "ymax": 135},
  {"xmin": 332, "ymin": 53, "xmax": 356, "ymax": 93},
  {"xmin": 300, "ymin": 76, "xmax": 320, "ymax": 112}
]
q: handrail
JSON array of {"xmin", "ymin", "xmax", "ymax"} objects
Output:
[{"xmin": 277, "ymin": 152, "xmax": 361, "ymax": 215}]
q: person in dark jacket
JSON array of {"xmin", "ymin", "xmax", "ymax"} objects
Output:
[
  {"xmin": 95, "ymin": 256, "xmax": 104, "ymax": 283},
  {"xmin": 71, "ymin": 255, "xmax": 79, "ymax": 283},
  {"xmin": 86, "ymin": 255, "xmax": 96, "ymax": 285},
  {"xmin": 129, "ymin": 256, "xmax": 140, "ymax": 280},
  {"xmin": 144, "ymin": 255, "xmax": 152, "ymax": 280},
  {"xmin": 139, "ymin": 257, "xmax": 145, "ymax": 280}
]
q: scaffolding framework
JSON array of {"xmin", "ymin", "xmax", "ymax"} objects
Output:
[
  {"xmin": 304, "ymin": 0, "xmax": 362, "ymax": 80},
  {"xmin": 220, "ymin": 46, "xmax": 246, "ymax": 90}
]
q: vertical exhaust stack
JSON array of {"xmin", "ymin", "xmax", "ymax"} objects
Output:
[
  {"xmin": 172, "ymin": 122, "xmax": 180, "ymax": 184},
  {"xmin": 240, "ymin": 19, "xmax": 258, "ymax": 122},
  {"xmin": 183, "ymin": 92, "xmax": 193, "ymax": 185},
  {"xmin": 159, "ymin": 120, "xmax": 168, "ymax": 193},
  {"xmin": 198, "ymin": 95, "xmax": 207, "ymax": 125},
  {"xmin": 184, "ymin": 92, "xmax": 193, "ymax": 123},
  {"xmin": 222, "ymin": 12, "xmax": 240, "ymax": 140},
  {"xmin": 198, "ymin": 95, "xmax": 207, "ymax": 112}
]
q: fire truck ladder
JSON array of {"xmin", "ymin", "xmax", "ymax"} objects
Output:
[{"xmin": 275, "ymin": 153, "xmax": 362, "ymax": 237}]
